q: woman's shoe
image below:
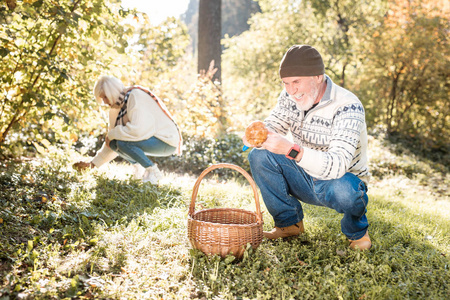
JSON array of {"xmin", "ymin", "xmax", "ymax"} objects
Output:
[
  {"xmin": 142, "ymin": 165, "xmax": 163, "ymax": 184},
  {"xmin": 132, "ymin": 163, "xmax": 145, "ymax": 179}
]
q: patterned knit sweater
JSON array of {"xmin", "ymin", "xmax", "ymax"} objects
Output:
[{"xmin": 265, "ymin": 76, "xmax": 370, "ymax": 184}]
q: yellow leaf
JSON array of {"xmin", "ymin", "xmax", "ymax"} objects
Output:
[
  {"xmin": 41, "ymin": 139, "xmax": 51, "ymax": 148},
  {"xmin": 42, "ymin": 196, "xmax": 47, "ymax": 203},
  {"xmin": 70, "ymin": 133, "xmax": 78, "ymax": 142},
  {"xmin": 0, "ymin": 218, "xmax": 3, "ymax": 224},
  {"xmin": 32, "ymin": 142, "xmax": 46, "ymax": 155}
]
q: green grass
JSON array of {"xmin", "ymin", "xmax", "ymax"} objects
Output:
[{"xmin": 0, "ymin": 140, "xmax": 449, "ymax": 299}]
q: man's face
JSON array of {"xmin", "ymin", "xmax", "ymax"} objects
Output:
[{"xmin": 282, "ymin": 76, "xmax": 322, "ymax": 111}]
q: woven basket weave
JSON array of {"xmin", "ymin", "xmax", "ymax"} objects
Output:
[{"xmin": 187, "ymin": 163, "xmax": 263, "ymax": 258}]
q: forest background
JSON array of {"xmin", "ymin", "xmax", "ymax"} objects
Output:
[
  {"xmin": 0, "ymin": 0, "xmax": 448, "ymax": 162},
  {"xmin": 0, "ymin": 0, "xmax": 449, "ymax": 299}
]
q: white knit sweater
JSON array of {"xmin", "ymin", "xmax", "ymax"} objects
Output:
[
  {"xmin": 92, "ymin": 89, "xmax": 180, "ymax": 167},
  {"xmin": 265, "ymin": 76, "xmax": 370, "ymax": 184}
]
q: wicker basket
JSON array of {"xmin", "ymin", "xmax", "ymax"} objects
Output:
[{"xmin": 187, "ymin": 163, "xmax": 263, "ymax": 259}]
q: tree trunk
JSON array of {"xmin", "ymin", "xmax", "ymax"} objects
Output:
[
  {"xmin": 198, "ymin": 0, "xmax": 221, "ymax": 83},
  {"xmin": 341, "ymin": 63, "xmax": 346, "ymax": 88}
]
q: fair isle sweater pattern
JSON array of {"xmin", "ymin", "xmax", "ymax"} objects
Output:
[{"xmin": 265, "ymin": 76, "xmax": 370, "ymax": 184}]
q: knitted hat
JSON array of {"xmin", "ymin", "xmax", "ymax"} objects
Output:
[{"xmin": 279, "ymin": 45, "xmax": 325, "ymax": 78}]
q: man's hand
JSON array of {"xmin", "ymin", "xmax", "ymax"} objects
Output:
[
  {"xmin": 242, "ymin": 135, "xmax": 252, "ymax": 148},
  {"xmin": 260, "ymin": 132, "xmax": 304, "ymax": 162},
  {"xmin": 243, "ymin": 130, "xmax": 304, "ymax": 161},
  {"xmin": 261, "ymin": 132, "xmax": 293, "ymax": 154},
  {"xmin": 73, "ymin": 161, "xmax": 95, "ymax": 171}
]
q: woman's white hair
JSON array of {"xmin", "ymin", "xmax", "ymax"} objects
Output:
[{"xmin": 93, "ymin": 75, "xmax": 125, "ymax": 105}]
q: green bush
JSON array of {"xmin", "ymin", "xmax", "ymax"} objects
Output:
[{"xmin": 153, "ymin": 133, "xmax": 251, "ymax": 179}]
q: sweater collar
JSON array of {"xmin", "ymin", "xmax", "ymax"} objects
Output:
[{"xmin": 321, "ymin": 75, "xmax": 333, "ymax": 102}]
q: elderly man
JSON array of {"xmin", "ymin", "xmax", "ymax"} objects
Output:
[{"xmin": 243, "ymin": 45, "xmax": 371, "ymax": 250}]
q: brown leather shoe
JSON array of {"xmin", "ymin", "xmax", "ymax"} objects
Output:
[
  {"xmin": 349, "ymin": 231, "xmax": 372, "ymax": 250},
  {"xmin": 263, "ymin": 221, "xmax": 304, "ymax": 239}
]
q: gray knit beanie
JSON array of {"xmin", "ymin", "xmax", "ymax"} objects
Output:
[{"xmin": 279, "ymin": 45, "xmax": 325, "ymax": 78}]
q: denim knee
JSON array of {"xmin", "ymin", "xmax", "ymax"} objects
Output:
[
  {"xmin": 327, "ymin": 175, "xmax": 368, "ymax": 216},
  {"xmin": 248, "ymin": 149, "xmax": 270, "ymax": 167},
  {"xmin": 114, "ymin": 140, "xmax": 130, "ymax": 152},
  {"xmin": 109, "ymin": 140, "xmax": 118, "ymax": 151}
]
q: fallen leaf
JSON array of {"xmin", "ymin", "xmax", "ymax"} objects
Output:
[
  {"xmin": 298, "ymin": 260, "xmax": 308, "ymax": 266},
  {"xmin": 70, "ymin": 133, "xmax": 78, "ymax": 142},
  {"xmin": 296, "ymin": 254, "xmax": 308, "ymax": 265}
]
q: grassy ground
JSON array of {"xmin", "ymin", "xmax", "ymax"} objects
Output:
[{"xmin": 0, "ymin": 136, "xmax": 449, "ymax": 299}]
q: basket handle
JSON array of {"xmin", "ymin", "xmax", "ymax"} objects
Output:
[{"xmin": 189, "ymin": 163, "xmax": 262, "ymax": 223}]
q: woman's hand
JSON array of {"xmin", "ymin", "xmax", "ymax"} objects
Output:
[{"xmin": 105, "ymin": 136, "xmax": 111, "ymax": 148}]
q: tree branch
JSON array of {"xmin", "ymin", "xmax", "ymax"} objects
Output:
[{"xmin": 0, "ymin": 0, "xmax": 84, "ymax": 147}]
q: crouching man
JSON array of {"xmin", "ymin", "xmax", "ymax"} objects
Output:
[{"xmin": 243, "ymin": 45, "xmax": 371, "ymax": 250}]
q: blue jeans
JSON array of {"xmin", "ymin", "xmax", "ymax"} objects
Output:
[
  {"xmin": 248, "ymin": 149, "xmax": 369, "ymax": 240},
  {"xmin": 109, "ymin": 137, "xmax": 176, "ymax": 168}
]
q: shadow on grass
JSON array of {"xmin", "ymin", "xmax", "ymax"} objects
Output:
[
  {"xmin": 87, "ymin": 176, "xmax": 182, "ymax": 226},
  {"xmin": 0, "ymin": 163, "xmax": 184, "ymax": 295}
]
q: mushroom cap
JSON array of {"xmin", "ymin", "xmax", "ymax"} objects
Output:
[{"xmin": 245, "ymin": 121, "xmax": 268, "ymax": 147}]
